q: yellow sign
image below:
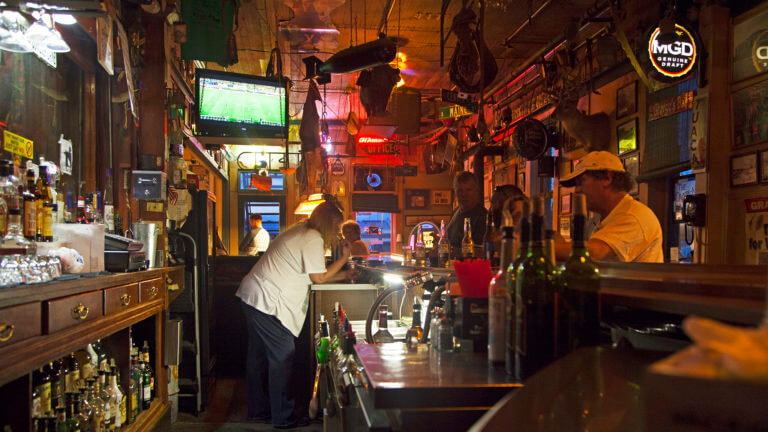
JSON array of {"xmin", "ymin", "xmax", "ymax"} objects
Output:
[{"xmin": 3, "ymin": 130, "xmax": 34, "ymax": 159}]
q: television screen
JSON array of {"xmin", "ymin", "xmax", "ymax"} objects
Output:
[{"xmin": 195, "ymin": 69, "xmax": 288, "ymax": 142}]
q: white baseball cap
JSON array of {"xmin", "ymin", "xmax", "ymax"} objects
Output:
[{"xmin": 559, "ymin": 151, "xmax": 626, "ymax": 187}]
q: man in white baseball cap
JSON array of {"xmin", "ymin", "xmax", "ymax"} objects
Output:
[{"xmin": 555, "ymin": 151, "xmax": 663, "ymax": 263}]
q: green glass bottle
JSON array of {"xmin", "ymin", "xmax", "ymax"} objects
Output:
[
  {"xmin": 513, "ymin": 196, "xmax": 556, "ymax": 381},
  {"xmin": 505, "ymin": 200, "xmax": 530, "ymax": 377},
  {"xmin": 556, "ymin": 193, "xmax": 600, "ymax": 358}
]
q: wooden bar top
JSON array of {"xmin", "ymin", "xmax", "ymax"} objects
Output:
[
  {"xmin": 0, "ymin": 266, "xmax": 184, "ymax": 308},
  {"xmin": 355, "ymin": 343, "xmax": 521, "ymax": 409}
]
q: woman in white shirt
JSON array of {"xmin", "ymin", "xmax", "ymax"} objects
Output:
[{"xmin": 236, "ymin": 199, "xmax": 351, "ymax": 429}]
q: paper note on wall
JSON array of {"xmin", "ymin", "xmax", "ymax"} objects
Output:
[
  {"xmin": 744, "ymin": 197, "xmax": 768, "ymax": 265},
  {"xmin": 59, "ymin": 135, "xmax": 73, "ymax": 175}
]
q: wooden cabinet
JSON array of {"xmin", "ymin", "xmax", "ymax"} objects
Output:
[
  {"xmin": 44, "ymin": 290, "xmax": 103, "ymax": 334},
  {"xmin": 104, "ymin": 283, "xmax": 140, "ymax": 315},
  {"xmin": 0, "ymin": 302, "xmax": 41, "ymax": 349}
]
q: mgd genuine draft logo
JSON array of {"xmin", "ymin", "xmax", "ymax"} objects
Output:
[{"xmin": 648, "ymin": 24, "xmax": 697, "ymax": 79}]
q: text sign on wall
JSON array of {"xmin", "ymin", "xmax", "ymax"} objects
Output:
[
  {"xmin": 648, "ymin": 24, "xmax": 698, "ymax": 80},
  {"xmin": 688, "ymin": 92, "xmax": 708, "ymax": 173},
  {"xmin": 744, "ymin": 197, "xmax": 768, "ymax": 265},
  {"xmin": 3, "ymin": 130, "xmax": 34, "ymax": 159},
  {"xmin": 648, "ymin": 90, "xmax": 695, "ymax": 121},
  {"xmin": 439, "ymin": 105, "xmax": 475, "ymax": 119}
]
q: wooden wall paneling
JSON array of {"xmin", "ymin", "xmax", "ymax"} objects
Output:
[{"xmin": 84, "ymin": 72, "xmax": 98, "ymax": 193}]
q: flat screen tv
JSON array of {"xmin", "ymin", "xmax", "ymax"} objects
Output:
[{"xmin": 195, "ymin": 69, "xmax": 288, "ymax": 142}]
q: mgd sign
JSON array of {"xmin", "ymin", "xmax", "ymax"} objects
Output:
[{"xmin": 647, "ymin": 24, "xmax": 697, "ymax": 80}]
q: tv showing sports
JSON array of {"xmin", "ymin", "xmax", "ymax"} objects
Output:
[{"xmin": 195, "ymin": 69, "xmax": 288, "ymax": 142}]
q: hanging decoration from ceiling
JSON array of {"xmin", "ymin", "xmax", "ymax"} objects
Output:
[
  {"xmin": 280, "ymin": 0, "xmax": 343, "ymax": 52},
  {"xmin": 448, "ymin": 3, "xmax": 497, "ymax": 93},
  {"xmin": 356, "ymin": 64, "xmax": 401, "ymax": 117}
]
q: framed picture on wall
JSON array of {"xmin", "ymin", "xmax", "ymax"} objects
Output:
[
  {"xmin": 617, "ymin": 119, "xmax": 638, "ymax": 156},
  {"xmin": 731, "ymin": 153, "xmax": 758, "ymax": 186},
  {"xmin": 559, "ymin": 216, "xmax": 571, "ymax": 240},
  {"xmin": 616, "ymin": 81, "xmax": 637, "ymax": 119},
  {"xmin": 760, "ymin": 150, "xmax": 768, "ymax": 184},
  {"xmin": 732, "ymin": 3, "xmax": 768, "ymax": 83},
  {"xmin": 560, "ymin": 193, "xmax": 571, "ymax": 214},
  {"xmin": 432, "ymin": 190, "xmax": 452, "ymax": 206},
  {"xmin": 732, "ymin": 79, "xmax": 768, "ymax": 148},
  {"xmin": 405, "ymin": 189, "xmax": 431, "ymax": 209},
  {"xmin": 622, "ymin": 154, "xmax": 640, "ymax": 195}
]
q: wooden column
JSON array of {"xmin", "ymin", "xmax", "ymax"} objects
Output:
[{"xmin": 698, "ymin": 5, "xmax": 731, "ymax": 265}]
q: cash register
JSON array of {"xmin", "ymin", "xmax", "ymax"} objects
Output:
[{"xmin": 104, "ymin": 233, "xmax": 147, "ymax": 272}]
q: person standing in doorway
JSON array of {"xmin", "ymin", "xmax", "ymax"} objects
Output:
[{"xmin": 239, "ymin": 213, "xmax": 271, "ymax": 255}]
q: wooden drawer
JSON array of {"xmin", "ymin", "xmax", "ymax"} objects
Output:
[
  {"xmin": 103, "ymin": 283, "xmax": 139, "ymax": 316},
  {"xmin": 139, "ymin": 278, "xmax": 164, "ymax": 303},
  {"xmin": 44, "ymin": 290, "xmax": 103, "ymax": 334},
  {"xmin": 0, "ymin": 301, "xmax": 41, "ymax": 348}
]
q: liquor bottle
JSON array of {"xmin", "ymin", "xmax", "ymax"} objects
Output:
[
  {"xmin": 66, "ymin": 392, "xmax": 83, "ymax": 432},
  {"xmin": 0, "ymin": 164, "xmax": 9, "ymax": 238},
  {"xmin": 65, "ymin": 353, "xmax": 79, "ymax": 394},
  {"xmin": 141, "ymin": 361, "xmax": 151, "ymax": 410},
  {"xmin": 37, "ymin": 166, "xmax": 53, "ymax": 241},
  {"xmin": 84, "ymin": 195, "xmax": 96, "ymax": 224},
  {"xmin": 506, "ymin": 200, "xmax": 530, "ymax": 376},
  {"xmin": 47, "ymin": 361, "xmax": 63, "ymax": 412},
  {"xmin": 76, "ymin": 195, "xmax": 86, "ymax": 224},
  {"xmin": 85, "ymin": 378, "xmax": 106, "ymax": 432},
  {"xmin": 0, "ymin": 208, "xmax": 35, "ymax": 255},
  {"xmin": 556, "ymin": 193, "xmax": 600, "ymax": 357},
  {"xmin": 339, "ymin": 329, "xmax": 358, "ymax": 375},
  {"xmin": 461, "ymin": 217, "xmax": 474, "ymax": 259},
  {"xmin": 404, "ymin": 303, "xmax": 424, "ymax": 350},
  {"xmin": 74, "ymin": 348, "xmax": 94, "ymax": 383},
  {"xmin": 55, "ymin": 406, "xmax": 67, "ymax": 432},
  {"xmin": 544, "ymin": 229, "xmax": 556, "ymax": 267},
  {"xmin": 414, "ymin": 225, "xmax": 426, "ymax": 266},
  {"xmin": 141, "ymin": 341, "xmax": 154, "ymax": 398},
  {"xmin": 103, "ymin": 169, "xmax": 115, "ymax": 234},
  {"xmin": 35, "ymin": 366, "xmax": 52, "ymax": 418},
  {"xmin": 372, "ymin": 306, "xmax": 395, "ymax": 343},
  {"xmin": 489, "ymin": 225, "xmax": 515, "ymax": 367},
  {"xmin": 483, "ymin": 212, "xmax": 498, "ymax": 266},
  {"xmin": 76, "ymin": 387, "xmax": 91, "ymax": 431},
  {"xmin": 23, "ymin": 170, "xmax": 38, "ymax": 240},
  {"xmin": 91, "ymin": 340, "xmax": 108, "ymax": 373},
  {"xmin": 0, "ymin": 162, "xmax": 19, "ymax": 211},
  {"xmin": 91, "ymin": 192, "xmax": 103, "ymax": 225},
  {"xmin": 129, "ymin": 353, "xmax": 141, "ymax": 421},
  {"xmin": 330, "ymin": 303, "xmax": 340, "ymax": 353},
  {"xmin": 108, "ymin": 366, "xmax": 124, "ymax": 430},
  {"xmin": 97, "ymin": 371, "xmax": 113, "ymax": 431},
  {"xmin": 513, "ymin": 196, "xmax": 556, "ymax": 381},
  {"xmin": 437, "ymin": 219, "xmax": 450, "ymax": 268}
]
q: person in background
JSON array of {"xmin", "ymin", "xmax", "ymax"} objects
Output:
[
  {"xmin": 239, "ymin": 213, "xmax": 270, "ymax": 255},
  {"xmin": 555, "ymin": 151, "xmax": 663, "ymax": 263},
  {"xmin": 341, "ymin": 220, "xmax": 370, "ymax": 257},
  {"xmin": 490, "ymin": 184, "xmax": 527, "ymax": 229},
  {"xmin": 445, "ymin": 171, "xmax": 488, "ymax": 255},
  {"xmin": 236, "ymin": 200, "xmax": 352, "ymax": 429}
]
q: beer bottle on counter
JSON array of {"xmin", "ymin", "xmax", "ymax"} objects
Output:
[
  {"xmin": 23, "ymin": 169, "xmax": 38, "ymax": 240},
  {"xmin": 414, "ymin": 224, "xmax": 427, "ymax": 267},
  {"xmin": 489, "ymin": 225, "xmax": 515, "ymax": 368},
  {"xmin": 461, "ymin": 217, "xmax": 474, "ymax": 259},
  {"xmin": 506, "ymin": 200, "xmax": 530, "ymax": 376},
  {"xmin": 556, "ymin": 193, "xmax": 600, "ymax": 358},
  {"xmin": 513, "ymin": 196, "xmax": 556, "ymax": 381},
  {"xmin": 437, "ymin": 220, "xmax": 450, "ymax": 268},
  {"xmin": 405, "ymin": 303, "xmax": 424, "ymax": 351},
  {"xmin": 372, "ymin": 305, "xmax": 395, "ymax": 343},
  {"xmin": 483, "ymin": 212, "xmax": 499, "ymax": 266}
]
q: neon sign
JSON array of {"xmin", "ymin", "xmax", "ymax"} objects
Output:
[
  {"xmin": 648, "ymin": 24, "xmax": 697, "ymax": 79},
  {"xmin": 753, "ymin": 30, "xmax": 768, "ymax": 73}
]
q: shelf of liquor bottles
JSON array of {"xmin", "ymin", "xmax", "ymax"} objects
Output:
[{"xmin": 0, "ymin": 267, "xmax": 183, "ymax": 431}]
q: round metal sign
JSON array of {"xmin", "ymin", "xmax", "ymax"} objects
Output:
[{"xmin": 647, "ymin": 24, "xmax": 698, "ymax": 80}]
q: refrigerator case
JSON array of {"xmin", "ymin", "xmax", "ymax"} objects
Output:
[{"xmin": 172, "ymin": 189, "xmax": 216, "ymax": 413}]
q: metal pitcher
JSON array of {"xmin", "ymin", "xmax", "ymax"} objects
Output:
[{"xmin": 131, "ymin": 222, "xmax": 159, "ymax": 268}]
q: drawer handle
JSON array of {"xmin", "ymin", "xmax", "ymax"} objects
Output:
[
  {"xmin": 120, "ymin": 294, "xmax": 132, "ymax": 306},
  {"xmin": 0, "ymin": 323, "xmax": 14, "ymax": 342},
  {"xmin": 149, "ymin": 286, "xmax": 159, "ymax": 298},
  {"xmin": 72, "ymin": 303, "xmax": 89, "ymax": 320}
]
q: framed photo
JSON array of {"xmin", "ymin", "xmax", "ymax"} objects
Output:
[
  {"xmin": 622, "ymin": 154, "xmax": 640, "ymax": 195},
  {"xmin": 559, "ymin": 216, "xmax": 571, "ymax": 240},
  {"xmin": 760, "ymin": 150, "xmax": 768, "ymax": 184},
  {"xmin": 617, "ymin": 119, "xmax": 638, "ymax": 156},
  {"xmin": 732, "ymin": 3, "xmax": 768, "ymax": 83},
  {"xmin": 96, "ymin": 15, "xmax": 114, "ymax": 75},
  {"xmin": 432, "ymin": 190, "xmax": 451, "ymax": 206},
  {"xmin": 616, "ymin": 81, "xmax": 637, "ymax": 119},
  {"xmin": 560, "ymin": 193, "xmax": 571, "ymax": 214},
  {"xmin": 731, "ymin": 153, "xmax": 758, "ymax": 186},
  {"xmin": 405, "ymin": 189, "xmax": 431, "ymax": 210},
  {"xmin": 732, "ymin": 79, "xmax": 768, "ymax": 148}
]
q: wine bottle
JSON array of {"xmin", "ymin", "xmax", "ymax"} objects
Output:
[
  {"xmin": 556, "ymin": 193, "xmax": 600, "ymax": 358},
  {"xmin": 483, "ymin": 212, "xmax": 499, "ymax": 266},
  {"xmin": 506, "ymin": 200, "xmax": 530, "ymax": 377},
  {"xmin": 489, "ymin": 225, "xmax": 515, "ymax": 367},
  {"xmin": 513, "ymin": 196, "xmax": 556, "ymax": 381}
]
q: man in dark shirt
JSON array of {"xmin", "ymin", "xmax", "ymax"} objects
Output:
[{"xmin": 445, "ymin": 171, "xmax": 487, "ymax": 256}]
